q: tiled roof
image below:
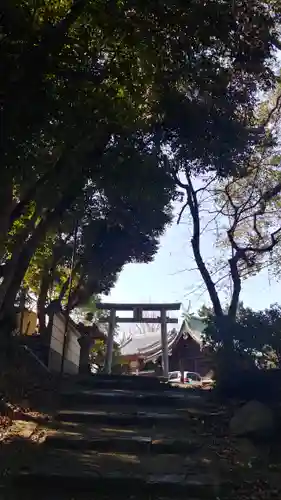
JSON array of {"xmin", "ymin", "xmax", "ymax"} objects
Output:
[
  {"xmin": 120, "ymin": 328, "xmax": 179, "ymax": 358},
  {"xmin": 120, "ymin": 316, "xmax": 206, "ymax": 361},
  {"xmin": 185, "ymin": 316, "xmax": 206, "ymax": 346}
]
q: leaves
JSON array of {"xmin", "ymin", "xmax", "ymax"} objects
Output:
[
  {"xmin": 1, "ymin": 0, "xmax": 281, "ymax": 321},
  {"xmin": 201, "ymin": 302, "xmax": 281, "ymax": 370},
  {"xmin": 174, "ymin": 75, "xmax": 281, "ymax": 333}
]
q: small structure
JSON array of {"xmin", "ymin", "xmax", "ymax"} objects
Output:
[
  {"xmin": 97, "ymin": 302, "xmax": 181, "ymax": 377},
  {"xmin": 48, "ymin": 310, "xmax": 81, "ymax": 374},
  {"xmin": 120, "ymin": 316, "xmax": 211, "ymax": 377},
  {"xmin": 18, "ymin": 308, "xmax": 82, "ymax": 375}
]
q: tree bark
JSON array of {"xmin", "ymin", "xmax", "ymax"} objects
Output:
[
  {"xmin": 37, "ymin": 265, "xmax": 51, "ymax": 338},
  {"xmin": 0, "ymin": 211, "xmax": 40, "ymax": 308},
  {"xmin": 228, "ymin": 254, "xmax": 241, "ymax": 318},
  {"xmin": 185, "ymin": 172, "xmax": 223, "ymax": 318},
  {"xmin": 0, "ymin": 181, "xmax": 14, "ymax": 251},
  {"xmin": 0, "ymin": 193, "xmax": 76, "ymax": 319},
  {"xmin": 37, "ymin": 241, "xmax": 68, "ymax": 337}
]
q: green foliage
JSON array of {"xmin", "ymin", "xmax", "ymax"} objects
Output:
[
  {"xmin": 73, "ymin": 295, "xmax": 106, "ymax": 325},
  {"xmin": 90, "ymin": 339, "xmax": 121, "ymax": 372},
  {"xmin": 211, "ymin": 77, "xmax": 281, "ymax": 283},
  {"xmin": 1, "ymin": 0, "xmax": 281, "ymax": 320},
  {"xmin": 231, "ymin": 304, "xmax": 281, "ymax": 368},
  {"xmin": 200, "ymin": 303, "xmax": 281, "ymax": 370},
  {"xmin": 175, "ymin": 75, "xmax": 281, "ymax": 348}
]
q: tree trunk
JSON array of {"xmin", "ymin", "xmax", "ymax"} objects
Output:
[
  {"xmin": 0, "ymin": 180, "xmax": 14, "ymax": 256},
  {"xmin": 0, "ymin": 193, "xmax": 75, "ymax": 320},
  {"xmin": 228, "ymin": 254, "xmax": 242, "ymax": 319},
  {"xmin": 0, "ymin": 211, "xmax": 40, "ymax": 309},
  {"xmin": 185, "ymin": 172, "xmax": 223, "ymax": 318},
  {"xmin": 37, "ymin": 265, "xmax": 51, "ymax": 339},
  {"xmin": 37, "ymin": 243, "xmax": 66, "ymax": 339}
]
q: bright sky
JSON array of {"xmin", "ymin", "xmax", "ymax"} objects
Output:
[{"xmin": 106, "ymin": 202, "xmax": 281, "ymax": 316}]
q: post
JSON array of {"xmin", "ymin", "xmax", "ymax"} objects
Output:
[
  {"xmin": 104, "ymin": 308, "xmax": 116, "ymax": 374},
  {"xmin": 160, "ymin": 308, "xmax": 169, "ymax": 378}
]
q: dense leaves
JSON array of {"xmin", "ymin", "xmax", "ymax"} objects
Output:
[
  {"xmin": 200, "ymin": 301, "xmax": 281, "ymax": 370},
  {"xmin": 173, "ymin": 73, "xmax": 281, "ymax": 372},
  {"xmin": 0, "ymin": 0, "xmax": 281, "ymax": 325}
]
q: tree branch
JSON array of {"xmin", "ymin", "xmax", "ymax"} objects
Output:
[
  {"xmin": 184, "ymin": 169, "xmax": 223, "ymax": 317},
  {"xmin": 177, "ymin": 198, "xmax": 189, "ymax": 224},
  {"xmin": 228, "ymin": 253, "xmax": 241, "ymax": 318}
]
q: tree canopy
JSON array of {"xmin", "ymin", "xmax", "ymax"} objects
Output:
[
  {"xmin": 173, "ymin": 73, "xmax": 281, "ymax": 358},
  {"xmin": 200, "ymin": 302, "xmax": 281, "ymax": 369},
  {"xmin": 1, "ymin": 0, "xmax": 281, "ymax": 328}
]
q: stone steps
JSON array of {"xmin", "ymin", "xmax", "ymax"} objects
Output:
[
  {"xmin": 13, "ymin": 447, "xmax": 222, "ymax": 497},
  {"xmin": 64, "ymin": 374, "xmax": 169, "ymax": 391},
  {"xmin": 14, "ymin": 471, "xmax": 222, "ymax": 498},
  {"xmin": 59, "ymin": 388, "xmax": 204, "ymax": 409},
  {"xmin": 55, "ymin": 408, "xmax": 193, "ymax": 427},
  {"xmin": 46, "ymin": 419, "xmax": 207, "ymax": 440},
  {"xmin": 7, "ymin": 378, "xmax": 223, "ymax": 499},
  {"xmin": 45, "ymin": 432, "xmax": 203, "ymax": 454}
]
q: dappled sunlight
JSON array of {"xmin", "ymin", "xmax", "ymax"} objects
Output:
[
  {"xmin": 100, "ymin": 452, "xmax": 141, "ymax": 464},
  {"xmin": 101, "ymin": 426, "xmax": 135, "ymax": 434}
]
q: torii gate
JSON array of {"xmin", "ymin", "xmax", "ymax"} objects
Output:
[{"xmin": 96, "ymin": 302, "xmax": 181, "ymax": 378}]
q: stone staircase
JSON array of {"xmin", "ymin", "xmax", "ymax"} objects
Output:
[{"xmin": 9, "ymin": 375, "xmax": 227, "ymax": 499}]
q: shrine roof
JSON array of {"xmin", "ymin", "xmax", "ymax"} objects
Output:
[{"xmin": 120, "ymin": 316, "xmax": 206, "ymax": 361}]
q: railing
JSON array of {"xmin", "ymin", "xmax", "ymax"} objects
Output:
[{"xmin": 20, "ymin": 344, "xmax": 51, "ymax": 373}]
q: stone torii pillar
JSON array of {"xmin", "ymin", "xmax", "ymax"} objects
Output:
[
  {"xmin": 78, "ymin": 324, "xmax": 106, "ymax": 374},
  {"xmin": 97, "ymin": 302, "xmax": 181, "ymax": 377},
  {"xmin": 160, "ymin": 308, "xmax": 169, "ymax": 378},
  {"xmin": 103, "ymin": 309, "xmax": 116, "ymax": 374}
]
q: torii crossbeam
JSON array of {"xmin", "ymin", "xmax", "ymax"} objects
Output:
[{"xmin": 96, "ymin": 302, "xmax": 181, "ymax": 377}]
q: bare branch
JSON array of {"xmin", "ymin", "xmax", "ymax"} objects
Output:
[
  {"xmin": 177, "ymin": 198, "xmax": 189, "ymax": 224},
  {"xmin": 200, "ymin": 201, "xmax": 228, "ymax": 235},
  {"xmin": 195, "ymin": 174, "xmax": 217, "ymax": 195}
]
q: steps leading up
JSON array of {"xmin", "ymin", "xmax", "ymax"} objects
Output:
[
  {"xmin": 7, "ymin": 375, "xmax": 223, "ymax": 499},
  {"xmin": 63, "ymin": 374, "xmax": 169, "ymax": 391},
  {"xmin": 59, "ymin": 387, "xmax": 204, "ymax": 409},
  {"xmin": 13, "ymin": 447, "xmax": 223, "ymax": 497},
  {"xmin": 55, "ymin": 408, "xmax": 192, "ymax": 427},
  {"xmin": 45, "ymin": 432, "xmax": 203, "ymax": 454}
]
